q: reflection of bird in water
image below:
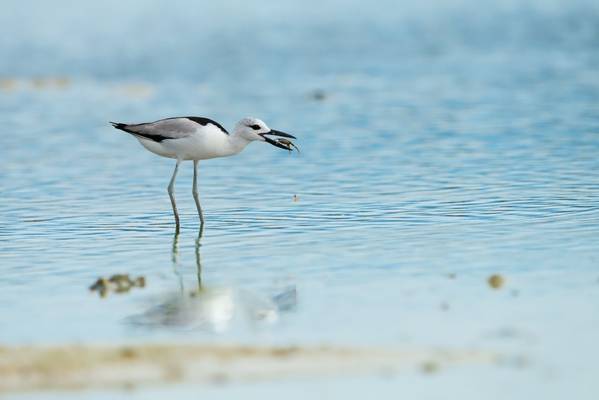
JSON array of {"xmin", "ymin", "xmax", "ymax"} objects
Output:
[
  {"xmin": 127, "ymin": 231, "xmax": 297, "ymax": 333},
  {"xmin": 110, "ymin": 117, "xmax": 298, "ymax": 233}
]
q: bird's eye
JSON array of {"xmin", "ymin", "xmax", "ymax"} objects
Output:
[{"xmin": 250, "ymin": 124, "xmax": 261, "ymax": 130}]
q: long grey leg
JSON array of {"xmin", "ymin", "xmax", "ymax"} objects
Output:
[
  {"xmin": 168, "ymin": 160, "xmax": 181, "ymax": 232},
  {"xmin": 192, "ymin": 160, "xmax": 205, "ymax": 234}
]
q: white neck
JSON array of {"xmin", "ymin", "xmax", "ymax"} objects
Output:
[{"xmin": 222, "ymin": 132, "xmax": 251, "ymax": 157}]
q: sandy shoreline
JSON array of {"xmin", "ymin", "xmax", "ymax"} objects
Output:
[{"xmin": 0, "ymin": 344, "xmax": 495, "ymax": 392}]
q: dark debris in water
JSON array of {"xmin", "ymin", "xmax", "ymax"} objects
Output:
[
  {"xmin": 487, "ymin": 274, "xmax": 505, "ymax": 290},
  {"xmin": 309, "ymin": 89, "xmax": 327, "ymax": 101},
  {"xmin": 420, "ymin": 360, "xmax": 440, "ymax": 374},
  {"xmin": 89, "ymin": 274, "xmax": 146, "ymax": 298}
]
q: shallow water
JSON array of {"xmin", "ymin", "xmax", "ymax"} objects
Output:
[{"xmin": 1, "ymin": 0, "xmax": 599, "ymax": 398}]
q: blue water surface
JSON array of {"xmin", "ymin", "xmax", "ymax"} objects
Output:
[{"xmin": 1, "ymin": 0, "xmax": 599, "ymax": 398}]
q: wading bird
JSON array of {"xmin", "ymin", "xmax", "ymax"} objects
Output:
[{"xmin": 110, "ymin": 116, "xmax": 297, "ymax": 233}]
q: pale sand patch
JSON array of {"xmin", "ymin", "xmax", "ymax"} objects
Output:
[{"xmin": 0, "ymin": 344, "xmax": 495, "ymax": 392}]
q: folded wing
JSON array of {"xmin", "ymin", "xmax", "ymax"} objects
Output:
[{"xmin": 110, "ymin": 117, "xmax": 201, "ymax": 142}]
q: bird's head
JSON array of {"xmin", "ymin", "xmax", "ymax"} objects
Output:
[{"xmin": 234, "ymin": 117, "xmax": 297, "ymax": 150}]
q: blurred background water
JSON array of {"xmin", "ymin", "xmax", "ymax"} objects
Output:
[{"xmin": 1, "ymin": 0, "xmax": 599, "ymax": 398}]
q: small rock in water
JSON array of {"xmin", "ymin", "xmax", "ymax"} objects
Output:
[
  {"xmin": 134, "ymin": 276, "xmax": 146, "ymax": 288},
  {"xmin": 310, "ymin": 89, "xmax": 327, "ymax": 101},
  {"xmin": 90, "ymin": 274, "xmax": 147, "ymax": 297},
  {"xmin": 89, "ymin": 278, "xmax": 110, "ymax": 298},
  {"xmin": 420, "ymin": 360, "xmax": 440, "ymax": 374},
  {"xmin": 488, "ymin": 274, "xmax": 505, "ymax": 289}
]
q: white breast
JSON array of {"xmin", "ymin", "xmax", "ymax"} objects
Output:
[{"xmin": 137, "ymin": 125, "xmax": 232, "ymax": 161}]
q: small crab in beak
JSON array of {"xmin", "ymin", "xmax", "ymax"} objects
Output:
[{"xmin": 259, "ymin": 130, "xmax": 299, "ymax": 152}]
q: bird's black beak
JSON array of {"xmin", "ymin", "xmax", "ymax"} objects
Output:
[
  {"xmin": 259, "ymin": 130, "xmax": 297, "ymax": 151},
  {"xmin": 264, "ymin": 130, "xmax": 296, "ymax": 139}
]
